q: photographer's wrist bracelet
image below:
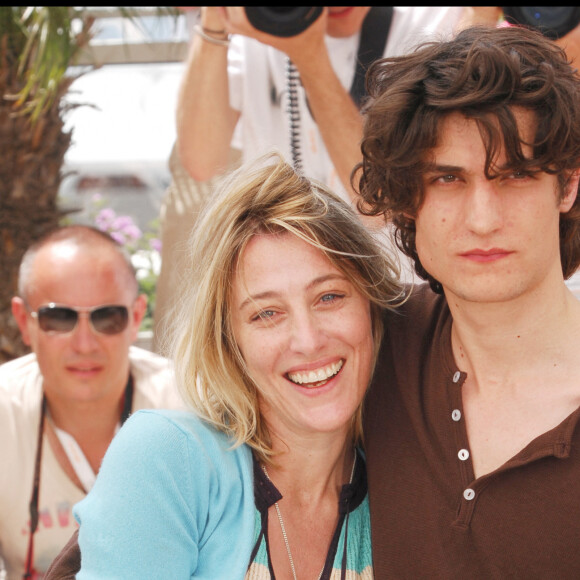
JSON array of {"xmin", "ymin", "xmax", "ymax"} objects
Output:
[{"xmin": 194, "ymin": 24, "xmax": 230, "ymax": 47}]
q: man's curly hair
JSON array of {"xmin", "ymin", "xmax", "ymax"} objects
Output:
[{"xmin": 355, "ymin": 25, "xmax": 580, "ymax": 293}]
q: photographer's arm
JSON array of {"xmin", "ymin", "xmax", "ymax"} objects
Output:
[
  {"xmin": 240, "ymin": 8, "xmax": 363, "ymax": 205},
  {"xmin": 224, "ymin": 8, "xmax": 381, "ymax": 225},
  {"xmin": 292, "ymin": 43, "xmax": 363, "ymax": 206},
  {"xmin": 284, "ymin": 12, "xmax": 385, "ymax": 228},
  {"xmin": 176, "ymin": 7, "xmax": 240, "ymax": 182}
]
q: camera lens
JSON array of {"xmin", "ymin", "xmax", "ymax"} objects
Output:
[
  {"xmin": 502, "ymin": 6, "xmax": 580, "ymax": 39},
  {"xmin": 245, "ymin": 7, "xmax": 324, "ymax": 38}
]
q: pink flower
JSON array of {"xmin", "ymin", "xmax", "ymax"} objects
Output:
[
  {"xmin": 123, "ymin": 224, "xmax": 142, "ymax": 242},
  {"xmin": 110, "ymin": 231, "xmax": 126, "ymax": 245},
  {"xmin": 150, "ymin": 238, "xmax": 162, "ymax": 253},
  {"xmin": 95, "ymin": 208, "xmax": 116, "ymax": 230}
]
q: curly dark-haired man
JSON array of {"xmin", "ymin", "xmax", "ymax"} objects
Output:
[{"xmin": 358, "ymin": 25, "xmax": 580, "ymax": 579}]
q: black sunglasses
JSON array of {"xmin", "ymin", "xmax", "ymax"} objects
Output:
[{"xmin": 29, "ymin": 303, "xmax": 130, "ymax": 335}]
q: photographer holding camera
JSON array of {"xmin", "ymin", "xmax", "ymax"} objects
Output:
[{"xmin": 175, "ymin": 6, "xmax": 464, "ymax": 209}]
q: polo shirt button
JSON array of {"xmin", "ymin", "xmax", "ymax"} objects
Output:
[
  {"xmin": 453, "ymin": 371, "xmax": 461, "ymax": 383},
  {"xmin": 452, "ymin": 409, "xmax": 461, "ymax": 421},
  {"xmin": 464, "ymin": 488, "xmax": 475, "ymax": 500},
  {"xmin": 458, "ymin": 449, "xmax": 470, "ymax": 461}
]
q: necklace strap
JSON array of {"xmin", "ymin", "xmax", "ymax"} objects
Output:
[
  {"xmin": 261, "ymin": 448, "xmax": 357, "ymax": 580},
  {"xmin": 120, "ymin": 374, "xmax": 134, "ymax": 424},
  {"xmin": 23, "ymin": 395, "xmax": 46, "ymax": 579}
]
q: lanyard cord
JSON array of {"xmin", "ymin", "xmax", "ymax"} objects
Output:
[
  {"xmin": 284, "ymin": 7, "xmax": 392, "ymax": 177},
  {"xmin": 23, "ymin": 395, "xmax": 46, "ymax": 579},
  {"xmin": 286, "ymin": 57, "xmax": 303, "ymax": 175},
  {"xmin": 120, "ymin": 374, "xmax": 134, "ymax": 425},
  {"xmin": 23, "ymin": 376, "xmax": 134, "ymax": 579}
]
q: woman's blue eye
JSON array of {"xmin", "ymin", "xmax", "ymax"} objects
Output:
[
  {"xmin": 253, "ymin": 310, "xmax": 274, "ymax": 321},
  {"xmin": 321, "ymin": 293, "xmax": 343, "ymax": 303}
]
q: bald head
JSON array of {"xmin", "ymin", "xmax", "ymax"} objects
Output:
[
  {"xmin": 18, "ymin": 226, "xmax": 138, "ymax": 302},
  {"xmin": 11, "ymin": 225, "xmax": 148, "ymax": 412}
]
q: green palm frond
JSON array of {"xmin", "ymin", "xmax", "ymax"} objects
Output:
[
  {"xmin": 1, "ymin": 6, "xmax": 178, "ymax": 124},
  {"xmin": 1, "ymin": 6, "xmax": 93, "ymax": 123},
  {"xmin": 15, "ymin": 7, "xmax": 93, "ymax": 122}
]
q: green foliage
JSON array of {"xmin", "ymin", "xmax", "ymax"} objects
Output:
[
  {"xmin": 1, "ymin": 6, "xmax": 179, "ymax": 124},
  {"xmin": 1, "ymin": 6, "xmax": 93, "ymax": 123}
]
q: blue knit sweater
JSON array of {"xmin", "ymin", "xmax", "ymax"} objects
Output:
[{"xmin": 74, "ymin": 409, "xmax": 255, "ymax": 580}]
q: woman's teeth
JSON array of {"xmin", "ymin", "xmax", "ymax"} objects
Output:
[{"xmin": 287, "ymin": 359, "xmax": 344, "ymax": 386}]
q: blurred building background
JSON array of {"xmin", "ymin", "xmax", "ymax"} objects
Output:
[{"xmin": 59, "ymin": 7, "xmax": 190, "ymax": 230}]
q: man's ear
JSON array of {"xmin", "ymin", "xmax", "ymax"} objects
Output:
[
  {"xmin": 12, "ymin": 297, "xmax": 32, "ymax": 346},
  {"xmin": 559, "ymin": 170, "xmax": 580, "ymax": 213},
  {"xmin": 129, "ymin": 294, "xmax": 148, "ymax": 341}
]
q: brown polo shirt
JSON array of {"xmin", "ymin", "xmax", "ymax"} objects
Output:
[{"xmin": 365, "ymin": 283, "xmax": 580, "ymax": 579}]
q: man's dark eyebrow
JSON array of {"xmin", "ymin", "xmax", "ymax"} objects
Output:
[{"xmin": 423, "ymin": 163, "xmax": 464, "ymax": 174}]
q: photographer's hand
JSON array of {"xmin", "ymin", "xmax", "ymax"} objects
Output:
[{"xmin": 220, "ymin": 7, "xmax": 328, "ymax": 66}]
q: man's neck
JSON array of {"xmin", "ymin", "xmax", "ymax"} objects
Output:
[
  {"xmin": 45, "ymin": 381, "xmax": 129, "ymax": 473},
  {"xmin": 447, "ymin": 278, "xmax": 580, "ymax": 380},
  {"xmin": 445, "ymin": 281, "xmax": 580, "ymax": 477}
]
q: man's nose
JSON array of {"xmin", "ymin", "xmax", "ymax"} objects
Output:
[
  {"xmin": 464, "ymin": 179, "xmax": 503, "ymax": 235},
  {"xmin": 70, "ymin": 313, "xmax": 99, "ymax": 352}
]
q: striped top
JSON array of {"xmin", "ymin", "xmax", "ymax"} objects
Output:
[{"xmin": 245, "ymin": 449, "xmax": 373, "ymax": 580}]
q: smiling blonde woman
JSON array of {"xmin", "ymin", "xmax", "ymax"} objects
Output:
[{"xmin": 48, "ymin": 152, "xmax": 404, "ymax": 580}]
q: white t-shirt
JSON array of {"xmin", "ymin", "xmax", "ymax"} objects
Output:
[{"xmin": 0, "ymin": 346, "xmax": 183, "ymax": 579}]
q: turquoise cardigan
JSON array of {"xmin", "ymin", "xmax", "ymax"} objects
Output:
[{"xmin": 74, "ymin": 409, "xmax": 254, "ymax": 579}]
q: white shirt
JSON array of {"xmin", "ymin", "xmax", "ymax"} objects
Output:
[{"xmin": 0, "ymin": 346, "xmax": 183, "ymax": 579}]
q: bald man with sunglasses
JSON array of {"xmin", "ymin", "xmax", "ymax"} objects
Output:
[{"xmin": 0, "ymin": 225, "xmax": 183, "ymax": 579}]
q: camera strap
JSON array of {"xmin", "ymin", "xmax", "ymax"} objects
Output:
[
  {"xmin": 286, "ymin": 7, "xmax": 393, "ymax": 172},
  {"xmin": 350, "ymin": 6, "xmax": 393, "ymax": 108},
  {"xmin": 24, "ymin": 376, "xmax": 134, "ymax": 579}
]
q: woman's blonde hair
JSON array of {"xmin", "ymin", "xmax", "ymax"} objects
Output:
[{"xmin": 169, "ymin": 152, "xmax": 403, "ymax": 463}]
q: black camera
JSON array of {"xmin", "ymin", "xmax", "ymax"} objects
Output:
[
  {"xmin": 502, "ymin": 6, "xmax": 580, "ymax": 40},
  {"xmin": 244, "ymin": 7, "xmax": 324, "ymax": 38}
]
